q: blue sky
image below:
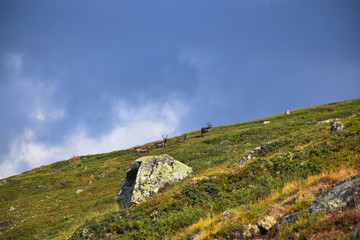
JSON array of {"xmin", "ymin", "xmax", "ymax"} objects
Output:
[{"xmin": 0, "ymin": 0, "xmax": 359, "ymax": 178}]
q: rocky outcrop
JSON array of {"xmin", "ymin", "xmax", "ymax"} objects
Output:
[
  {"xmin": 308, "ymin": 175, "xmax": 360, "ymax": 214},
  {"xmin": 235, "ymin": 143, "xmax": 269, "ymax": 166},
  {"xmin": 116, "ymin": 154, "xmax": 192, "ymax": 209},
  {"xmin": 282, "ymin": 175, "xmax": 360, "ymax": 223}
]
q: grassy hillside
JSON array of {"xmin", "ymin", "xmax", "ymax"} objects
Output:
[{"xmin": 1, "ymin": 99, "xmax": 359, "ymax": 239}]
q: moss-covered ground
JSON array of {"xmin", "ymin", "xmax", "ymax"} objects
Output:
[{"xmin": 1, "ymin": 98, "xmax": 359, "ymax": 239}]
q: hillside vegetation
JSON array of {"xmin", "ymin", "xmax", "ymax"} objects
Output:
[{"xmin": 1, "ymin": 99, "xmax": 359, "ymax": 240}]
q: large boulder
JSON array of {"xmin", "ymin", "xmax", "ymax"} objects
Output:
[{"xmin": 116, "ymin": 154, "xmax": 192, "ymax": 209}]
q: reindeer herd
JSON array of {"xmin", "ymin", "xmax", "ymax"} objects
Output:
[{"xmin": 133, "ymin": 122, "xmax": 213, "ymax": 154}]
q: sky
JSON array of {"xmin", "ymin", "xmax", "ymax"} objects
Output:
[{"xmin": 0, "ymin": 0, "xmax": 359, "ymax": 179}]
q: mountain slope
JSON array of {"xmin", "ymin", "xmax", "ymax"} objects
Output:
[{"xmin": 1, "ymin": 99, "xmax": 359, "ymax": 239}]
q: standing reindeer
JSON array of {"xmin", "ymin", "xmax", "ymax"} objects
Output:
[
  {"xmin": 201, "ymin": 122, "xmax": 213, "ymax": 137},
  {"xmin": 176, "ymin": 134, "xmax": 188, "ymax": 143},
  {"xmin": 153, "ymin": 135, "xmax": 168, "ymax": 149},
  {"xmin": 133, "ymin": 145, "xmax": 150, "ymax": 153}
]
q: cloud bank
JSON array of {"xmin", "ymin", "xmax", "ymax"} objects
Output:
[
  {"xmin": 0, "ymin": 53, "xmax": 189, "ymax": 179},
  {"xmin": 0, "ymin": 99, "xmax": 188, "ymax": 179}
]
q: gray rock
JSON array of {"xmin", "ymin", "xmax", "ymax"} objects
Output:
[
  {"xmin": 308, "ymin": 175, "xmax": 360, "ymax": 214},
  {"xmin": 331, "ymin": 121, "xmax": 345, "ymax": 132},
  {"xmin": 116, "ymin": 154, "xmax": 192, "ymax": 209},
  {"xmin": 115, "ymin": 161, "xmax": 141, "ymax": 209}
]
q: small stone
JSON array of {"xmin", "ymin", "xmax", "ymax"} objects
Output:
[
  {"xmin": 0, "ymin": 180, "xmax": 7, "ymax": 186},
  {"xmin": 76, "ymin": 189, "xmax": 83, "ymax": 194},
  {"xmin": 81, "ymin": 227, "xmax": 89, "ymax": 237},
  {"xmin": 222, "ymin": 209, "xmax": 237, "ymax": 219},
  {"xmin": 243, "ymin": 224, "xmax": 260, "ymax": 238},
  {"xmin": 97, "ymin": 171, "xmax": 108, "ymax": 179}
]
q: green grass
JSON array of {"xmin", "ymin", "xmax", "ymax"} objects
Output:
[{"xmin": 1, "ymin": 98, "xmax": 359, "ymax": 239}]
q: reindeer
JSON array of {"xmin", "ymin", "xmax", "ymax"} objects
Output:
[
  {"xmin": 201, "ymin": 122, "xmax": 213, "ymax": 137},
  {"xmin": 176, "ymin": 134, "xmax": 188, "ymax": 143},
  {"xmin": 153, "ymin": 135, "xmax": 168, "ymax": 149},
  {"xmin": 133, "ymin": 145, "xmax": 150, "ymax": 153}
]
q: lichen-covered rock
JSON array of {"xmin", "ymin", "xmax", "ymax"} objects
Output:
[
  {"xmin": 308, "ymin": 175, "xmax": 360, "ymax": 214},
  {"xmin": 257, "ymin": 215, "xmax": 277, "ymax": 233},
  {"xmin": 116, "ymin": 154, "xmax": 192, "ymax": 208}
]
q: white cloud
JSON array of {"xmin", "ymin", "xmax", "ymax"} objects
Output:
[
  {"xmin": 0, "ymin": 100, "xmax": 189, "ymax": 179},
  {"xmin": 4, "ymin": 53, "xmax": 65, "ymax": 123},
  {"xmin": 7, "ymin": 54, "xmax": 23, "ymax": 75}
]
